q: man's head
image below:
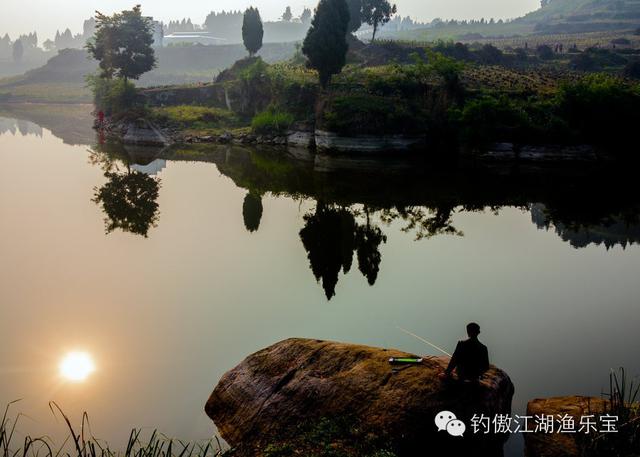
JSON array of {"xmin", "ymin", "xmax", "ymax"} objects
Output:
[{"xmin": 466, "ymin": 322, "xmax": 481, "ymax": 338}]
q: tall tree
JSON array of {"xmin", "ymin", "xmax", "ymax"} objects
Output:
[
  {"xmin": 242, "ymin": 7, "xmax": 264, "ymax": 56},
  {"xmin": 83, "ymin": 17, "xmax": 97, "ymax": 39},
  {"xmin": 12, "ymin": 39, "xmax": 24, "ymax": 62},
  {"xmin": 43, "ymin": 39, "xmax": 55, "ymax": 51},
  {"xmin": 362, "ymin": 0, "xmax": 396, "ymax": 42},
  {"xmin": 302, "ymin": 0, "xmax": 350, "ymax": 88},
  {"xmin": 86, "ymin": 5, "xmax": 156, "ymax": 81},
  {"xmin": 0, "ymin": 35, "xmax": 10, "ymax": 57},
  {"xmin": 346, "ymin": 0, "xmax": 363, "ymax": 34},
  {"xmin": 300, "ymin": 8, "xmax": 312, "ymax": 23},
  {"xmin": 282, "ymin": 6, "xmax": 293, "ymax": 22}
]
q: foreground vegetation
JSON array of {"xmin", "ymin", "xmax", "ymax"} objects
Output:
[
  {"xmin": 2, "ymin": 367, "xmax": 637, "ymax": 457},
  {"xmin": 0, "ymin": 402, "xmax": 223, "ymax": 457},
  {"xmin": 581, "ymin": 368, "xmax": 640, "ymax": 457}
]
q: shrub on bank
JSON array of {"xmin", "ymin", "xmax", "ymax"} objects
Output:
[
  {"xmin": 452, "ymin": 95, "xmax": 532, "ymax": 148},
  {"xmin": 450, "ymin": 73, "xmax": 640, "ymax": 152},
  {"xmin": 251, "ymin": 108, "xmax": 295, "ymax": 135},
  {"xmin": 322, "ymin": 93, "xmax": 426, "ymax": 135},
  {"xmin": 86, "ymin": 74, "xmax": 140, "ymax": 117},
  {"xmin": 557, "ymin": 74, "xmax": 640, "ymax": 151},
  {"xmin": 624, "ymin": 61, "xmax": 640, "ymax": 79},
  {"xmin": 570, "ymin": 48, "xmax": 628, "ymax": 71}
]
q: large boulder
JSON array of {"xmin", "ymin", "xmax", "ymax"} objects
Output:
[
  {"xmin": 525, "ymin": 396, "xmax": 607, "ymax": 457},
  {"xmin": 205, "ymin": 338, "xmax": 514, "ymax": 456}
]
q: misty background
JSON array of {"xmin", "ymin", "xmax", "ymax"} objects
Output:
[{"xmin": 2, "ymin": 0, "xmax": 540, "ymax": 39}]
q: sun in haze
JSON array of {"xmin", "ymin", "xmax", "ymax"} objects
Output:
[{"xmin": 59, "ymin": 351, "xmax": 96, "ymax": 382}]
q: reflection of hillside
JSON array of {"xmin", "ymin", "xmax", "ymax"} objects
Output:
[
  {"xmin": 0, "ymin": 104, "xmax": 94, "ymax": 145},
  {"xmin": 0, "ymin": 117, "xmax": 42, "ymax": 137},
  {"xmin": 90, "ymin": 142, "xmax": 640, "ymax": 298},
  {"xmin": 531, "ymin": 203, "xmax": 640, "ymax": 249},
  {"xmin": 159, "ymin": 144, "xmax": 640, "ymax": 247}
]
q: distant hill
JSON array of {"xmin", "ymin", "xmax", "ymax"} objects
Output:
[
  {"xmin": 518, "ymin": 0, "xmax": 640, "ymax": 33},
  {"xmin": 389, "ymin": 0, "xmax": 640, "ymax": 42},
  {"xmin": 0, "ymin": 43, "xmax": 297, "ymax": 103},
  {"xmin": 521, "ymin": 0, "xmax": 640, "ymax": 23}
]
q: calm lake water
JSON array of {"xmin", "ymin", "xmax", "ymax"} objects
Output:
[{"xmin": 1, "ymin": 106, "xmax": 639, "ymax": 456}]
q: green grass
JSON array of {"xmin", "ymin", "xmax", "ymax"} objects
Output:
[
  {"xmin": 0, "ymin": 402, "xmax": 224, "ymax": 457},
  {"xmin": 251, "ymin": 109, "xmax": 294, "ymax": 135},
  {"xmin": 0, "ymin": 404, "xmax": 397, "ymax": 457},
  {"xmin": 151, "ymin": 106, "xmax": 241, "ymax": 136}
]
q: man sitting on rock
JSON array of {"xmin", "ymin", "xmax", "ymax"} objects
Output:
[{"xmin": 441, "ymin": 322, "xmax": 489, "ymax": 381}]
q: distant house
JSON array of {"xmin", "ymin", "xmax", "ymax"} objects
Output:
[{"xmin": 163, "ymin": 32, "xmax": 227, "ymax": 46}]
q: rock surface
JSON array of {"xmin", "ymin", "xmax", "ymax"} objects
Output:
[
  {"xmin": 205, "ymin": 338, "xmax": 514, "ymax": 456},
  {"xmin": 481, "ymin": 144, "xmax": 598, "ymax": 162},
  {"xmin": 314, "ymin": 130, "xmax": 426, "ymax": 153},
  {"xmin": 525, "ymin": 396, "xmax": 607, "ymax": 457},
  {"xmin": 122, "ymin": 119, "xmax": 170, "ymax": 146}
]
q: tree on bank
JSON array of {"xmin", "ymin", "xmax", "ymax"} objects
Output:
[
  {"xmin": 242, "ymin": 7, "xmax": 264, "ymax": 57},
  {"xmin": 282, "ymin": 6, "xmax": 293, "ymax": 22},
  {"xmin": 302, "ymin": 0, "xmax": 350, "ymax": 88},
  {"xmin": 12, "ymin": 39, "xmax": 23, "ymax": 62},
  {"xmin": 346, "ymin": 0, "xmax": 364, "ymax": 34},
  {"xmin": 86, "ymin": 5, "xmax": 156, "ymax": 81},
  {"xmin": 362, "ymin": 0, "xmax": 396, "ymax": 42},
  {"xmin": 300, "ymin": 8, "xmax": 312, "ymax": 24}
]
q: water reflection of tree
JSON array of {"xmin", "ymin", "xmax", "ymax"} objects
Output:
[
  {"xmin": 90, "ymin": 144, "xmax": 161, "ymax": 238},
  {"xmin": 355, "ymin": 209, "xmax": 387, "ymax": 285},
  {"xmin": 531, "ymin": 203, "xmax": 640, "ymax": 250},
  {"xmin": 299, "ymin": 203, "xmax": 387, "ymax": 299},
  {"xmin": 243, "ymin": 192, "xmax": 263, "ymax": 233},
  {"xmin": 379, "ymin": 205, "xmax": 463, "ymax": 240},
  {"xmin": 93, "ymin": 170, "xmax": 161, "ymax": 237}
]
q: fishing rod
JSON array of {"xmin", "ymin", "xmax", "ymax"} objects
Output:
[{"xmin": 397, "ymin": 326, "xmax": 452, "ymax": 357}]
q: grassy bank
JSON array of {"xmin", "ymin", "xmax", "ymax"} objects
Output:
[
  {"xmin": 138, "ymin": 44, "xmax": 640, "ymax": 155},
  {"xmin": 149, "ymin": 106, "xmax": 247, "ymax": 137},
  {"xmin": 0, "ymin": 82, "xmax": 91, "ymax": 104}
]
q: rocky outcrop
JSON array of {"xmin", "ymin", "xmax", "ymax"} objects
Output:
[
  {"xmin": 525, "ymin": 396, "xmax": 607, "ymax": 457},
  {"xmin": 122, "ymin": 119, "xmax": 170, "ymax": 147},
  {"xmin": 314, "ymin": 130, "xmax": 427, "ymax": 153},
  {"xmin": 205, "ymin": 338, "xmax": 514, "ymax": 456},
  {"xmin": 480, "ymin": 143, "xmax": 599, "ymax": 162},
  {"xmin": 142, "ymin": 84, "xmax": 228, "ymax": 109},
  {"xmin": 286, "ymin": 122, "xmax": 315, "ymax": 149}
]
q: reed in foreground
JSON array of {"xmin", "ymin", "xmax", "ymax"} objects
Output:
[
  {"xmin": 581, "ymin": 368, "xmax": 640, "ymax": 457},
  {"xmin": 0, "ymin": 401, "xmax": 224, "ymax": 457}
]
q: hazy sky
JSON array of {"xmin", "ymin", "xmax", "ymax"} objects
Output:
[{"xmin": 1, "ymin": 0, "xmax": 540, "ymax": 40}]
